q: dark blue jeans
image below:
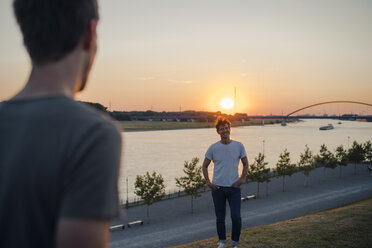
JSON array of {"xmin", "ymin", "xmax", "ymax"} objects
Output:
[{"xmin": 211, "ymin": 186, "xmax": 242, "ymax": 244}]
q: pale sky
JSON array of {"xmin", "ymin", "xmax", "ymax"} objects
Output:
[{"xmin": 1, "ymin": 0, "xmax": 372, "ymax": 115}]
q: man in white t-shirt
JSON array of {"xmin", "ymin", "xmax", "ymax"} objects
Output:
[{"xmin": 202, "ymin": 116, "xmax": 249, "ymax": 248}]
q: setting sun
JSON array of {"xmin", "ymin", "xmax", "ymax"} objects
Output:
[{"xmin": 220, "ymin": 98, "xmax": 234, "ymax": 110}]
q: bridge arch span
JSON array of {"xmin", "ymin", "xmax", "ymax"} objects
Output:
[{"xmin": 286, "ymin": 101, "xmax": 372, "ymax": 117}]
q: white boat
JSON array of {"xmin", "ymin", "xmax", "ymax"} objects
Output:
[{"xmin": 319, "ymin": 124, "xmax": 334, "ymax": 130}]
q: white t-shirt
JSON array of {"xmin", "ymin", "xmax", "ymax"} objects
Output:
[{"xmin": 205, "ymin": 140, "xmax": 247, "ymax": 187}]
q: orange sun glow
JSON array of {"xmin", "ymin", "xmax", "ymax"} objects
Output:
[{"xmin": 219, "ymin": 98, "xmax": 234, "ymax": 110}]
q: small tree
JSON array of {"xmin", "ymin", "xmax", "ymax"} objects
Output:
[
  {"xmin": 363, "ymin": 141, "xmax": 372, "ymax": 166},
  {"xmin": 134, "ymin": 171, "xmax": 166, "ymax": 223},
  {"xmin": 348, "ymin": 141, "xmax": 365, "ymax": 175},
  {"xmin": 335, "ymin": 145, "xmax": 348, "ymax": 178},
  {"xmin": 175, "ymin": 157, "xmax": 206, "ymax": 213},
  {"xmin": 247, "ymin": 153, "xmax": 270, "ymax": 198},
  {"xmin": 263, "ymin": 167, "xmax": 271, "ymax": 197},
  {"xmin": 276, "ymin": 149, "xmax": 296, "ymax": 192},
  {"xmin": 315, "ymin": 144, "xmax": 337, "ymax": 180},
  {"xmin": 297, "ymin": 145, "xmax": 315, "ymax": 187}
]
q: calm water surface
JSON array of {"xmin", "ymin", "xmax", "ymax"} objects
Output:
[{"xmin": 119, "ymin": 119, "xmax": 372, "ymax": 201}]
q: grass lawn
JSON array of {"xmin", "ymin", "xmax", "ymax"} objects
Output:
[
  {"xmin": 118, "ymin": 119, "xmax": 286, "ymax": 131},
  {"xmin": 173, "ymin": 197, "xmax": 372, "ymax": 248}
]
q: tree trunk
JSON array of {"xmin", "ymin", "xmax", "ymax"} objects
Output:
[
  {"xmin": 282, "ymin": 175, "xmax": 285, "ymax": 192},
  {"xmin": 304, "ymin": 175, "xmax": 308, "ymax": 187},
  {"xmin": 146, "ymin": 205, "xmax": 150, "ymax": 224},
  {"xmin": 257, "ymin": 182, "xmax": 260, "ymax": 199},
  {"xmin": 323, "ymin": 167, "xmax": 326, "ymax": 181},
  {"xmin": 191, "ymin": 196, "xmax": 194, "ymax": 214}
]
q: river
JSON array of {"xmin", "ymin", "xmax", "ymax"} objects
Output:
[{"xmin": 119, "ymin": 119, "xmax": 372, "ymax": 202}]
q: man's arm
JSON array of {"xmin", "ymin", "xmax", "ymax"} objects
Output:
[
  {"xmin": 202, "ymin": 158, "xmax": 219, "ymax": 190},
  {"xmin": 231, "ymin": 156, "xmax": 249, "ymax": 188},
  {"xmin": 57, "ymin": 123, "xmax": 121, "ymax": 248},
  {"xmin": 56, "ymin": 218, "xmax": 109, "ymax": 248}
]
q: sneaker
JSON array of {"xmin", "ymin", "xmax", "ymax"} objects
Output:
[
  {"xmin": 217, "ymin": 242, "xmax": 225, "ymax": 248},
  {"xmin": 231, "ymin": 239, "xmax": 238, "ymax": 247}
]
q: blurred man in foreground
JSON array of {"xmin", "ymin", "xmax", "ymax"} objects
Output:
[
  {"xmin": 0, "ymin": 1, "xmax": 122, "ymax": 247},
  {"xmin": 202, "ymin": 117, "xmax": 249, "ymax": 248}
]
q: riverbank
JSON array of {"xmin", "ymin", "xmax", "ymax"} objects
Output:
[
  {"xmin": 174, "ymin": 197, "xmax": 372, "ymax": 248},
  {"xmin": 117, "ymin": 119, "xmax": 295, "ymax": 131},
  {"xmin": 110, "ymin": 163, "xmax": 372, "ymax": 247}
]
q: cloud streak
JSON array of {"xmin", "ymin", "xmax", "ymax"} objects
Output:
[
  {"xmin": 168, "ymin": 79, "xmax": 193, "ymax": 84},
  {"xmin": 136, "ymin": 76, "xmax": 155, "ymax": 81}
]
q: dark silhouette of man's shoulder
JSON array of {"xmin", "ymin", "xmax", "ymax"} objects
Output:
[
  {"xmin": 0, "ymin": 95, "xmax": 122, "ymax": 248},
  {"xmin": 0, "ymin": 95, "xmax": 119, "ymax": 133}
]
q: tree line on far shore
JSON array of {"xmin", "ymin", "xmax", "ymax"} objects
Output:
[
  {"xmin": 81, "ymin": 101, "xmax": 247, "ymax": 122},
  {"xmin": 133, "ymin": 140, "xmax": 372, "ymax": 223}
]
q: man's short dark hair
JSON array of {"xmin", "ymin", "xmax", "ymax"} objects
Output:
[
  {"xmin": 13, "ymin": 0, "xmax": 99, "ymax": 65},
  {"xmin": 215, "ymin": 116, "xmax": 231, "ymax": 131}
]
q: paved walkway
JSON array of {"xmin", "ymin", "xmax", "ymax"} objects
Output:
[{"xmin": 110, "ymin": 164, "xmax": 372, "ymax": 248}]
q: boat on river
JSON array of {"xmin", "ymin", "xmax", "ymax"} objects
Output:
[{"xmin": 319, "ymin": 124, "xmax": 334, "ymax": 130}]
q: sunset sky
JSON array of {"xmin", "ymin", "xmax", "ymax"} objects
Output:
[{"xmin": 1, "ymin": 0, "xmax": 372, "ymax": 115}]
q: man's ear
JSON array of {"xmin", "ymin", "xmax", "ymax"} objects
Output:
[{"xmin": 82, "ymin": 19, "xmax": 98, "ymax": 51}]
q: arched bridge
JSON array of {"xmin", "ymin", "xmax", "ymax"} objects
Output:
[
  {"xmin": 242, "ymin": 101, "xmax": 372, "ymax": 123},
  {"xmin": 286, "ymin": 101, "xmax": 372, "ymax": 117}
]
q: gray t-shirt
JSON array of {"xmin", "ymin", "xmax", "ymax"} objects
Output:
[
  {"xmin": 0, "ymin": 95, "xmax": 122, "ymax": 248},
  {"xmin": 205, "ymin": 140, "xmax": 247, "ymax": 186}
]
